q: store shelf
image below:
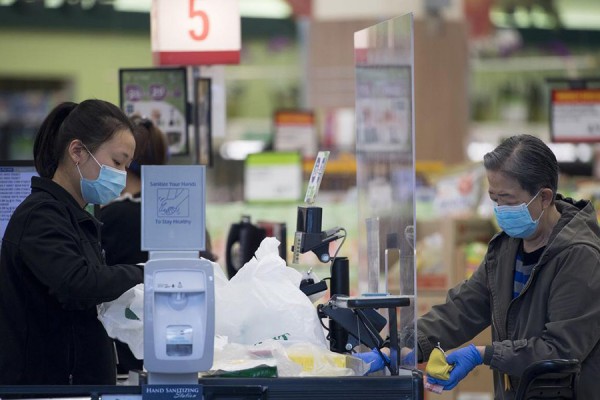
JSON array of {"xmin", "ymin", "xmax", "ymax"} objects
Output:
[{"xmin": 471, "ymin": 55, "xmax": 597, "ymax": 73}]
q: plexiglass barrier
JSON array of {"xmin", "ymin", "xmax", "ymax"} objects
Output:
[{"xmin": 354, "ymin": 13, "xmax": 417, "ymax": 369}]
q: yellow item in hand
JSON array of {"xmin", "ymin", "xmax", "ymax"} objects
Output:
[{"xmin": 426, "ymin": 347, "xmax": 453, "ymax": 380}]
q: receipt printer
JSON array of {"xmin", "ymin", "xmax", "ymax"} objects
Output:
[{"xmin": 144, "ymin": 258, "xmax": 215, "ymax": 376}]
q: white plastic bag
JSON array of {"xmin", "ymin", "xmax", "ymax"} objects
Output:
[
  {"xmin": 215, "ymin": 237, "xmax": 327, "ymax": 347},
  {"xmin": 97, "ymin": 283, "xmax": 145, "ymax": 359}
]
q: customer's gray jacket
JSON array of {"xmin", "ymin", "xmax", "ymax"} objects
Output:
[{"xmin": 416, "ymin": 195, "xmax": 600, "ymax": 400}]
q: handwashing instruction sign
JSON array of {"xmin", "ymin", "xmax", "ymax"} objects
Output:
[{"xmin": 142, "ymin": 165, "xmax": 206, "ymax": 251}]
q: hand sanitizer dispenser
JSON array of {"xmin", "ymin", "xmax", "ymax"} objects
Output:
[{"xmin": 144, "ymin": 257, "xmax": 215, "ymax": 384}]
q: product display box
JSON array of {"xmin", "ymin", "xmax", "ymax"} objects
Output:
[
  {"xmin": 416, "ymin": 217, "xmax": 497, "ymax": 292},
  {"xmin": 416, "ymin": 215, "xmax": 497, "ymax": 399}
]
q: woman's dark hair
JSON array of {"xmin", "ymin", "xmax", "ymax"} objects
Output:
[
  {"xmin": 127, "ymin": 116, "xmax": 169, "ymax": 178},
  {"xmin": 33, "ymin": 99, "xmax": 135, "ymax": 178},
  {"xmin": 483, "ymin": 134, "xmax": 558, "ymax": 198}
]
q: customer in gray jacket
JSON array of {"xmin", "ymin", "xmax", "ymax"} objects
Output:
[{"xmin": 417, "ymin": 134, "xmax": 600, "ymax": 399}]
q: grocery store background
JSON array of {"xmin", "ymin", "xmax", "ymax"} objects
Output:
[{"xmin": 1, "ymin": 2, "xmax": 599, "ymax": 397}]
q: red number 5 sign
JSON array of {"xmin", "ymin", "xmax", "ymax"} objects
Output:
[{"xmin": 151, "ymin": 0, "xmax": 241, "ymax": 65}]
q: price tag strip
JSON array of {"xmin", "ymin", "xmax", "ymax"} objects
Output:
[
  {"xmin": 293, "ymin": 151, "xmax": 330, "ymax": 264},
  {"xmin": 292, "ymin": 231, "xmax": 304, "ymax": 265},
  {"xmin": 304, "ymin": 151, "xmax": 330, "ymax": 205}
]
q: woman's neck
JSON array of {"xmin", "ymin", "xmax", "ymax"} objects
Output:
[{"xmin": 53, "ymin": 165, "xmax": 86, "ymax": 208}]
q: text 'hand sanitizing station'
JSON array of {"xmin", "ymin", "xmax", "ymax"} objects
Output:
[{"xmin": 141, "ymin": 165, "xmax": 215, "ymax": 390}]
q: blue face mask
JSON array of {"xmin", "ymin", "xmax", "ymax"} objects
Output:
[
  {"xmin": 77, "ymin": 148, "xmax": 126, "ymax": 205},
  {"xmin": 494, "ymin": 190, "xmax": 544, "ymax": 239}
]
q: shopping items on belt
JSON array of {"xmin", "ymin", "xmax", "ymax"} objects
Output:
[{"xmin": 207, "ymin": 336, "xmax": 354, "ymax": 377}]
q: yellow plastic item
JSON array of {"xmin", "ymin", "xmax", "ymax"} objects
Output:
[
  {"xmin": 288, "ymin": 352, "xmax": 346, "ymax": 372},
  {"xmin": 425, "ymin": 347, "xmax": 453, "ymax": 380}
]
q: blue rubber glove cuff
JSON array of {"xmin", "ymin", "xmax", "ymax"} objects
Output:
[
  {"xmin": 426, "ymin": 344, "xmax": 482, "ymax": 390},
  {"xmin": 402, "ymin": 349, "xmax": 416, "ymax": 365},
  {"xmin": 354, "ymin": 348, "xmax": 390, "ymax": 374}
]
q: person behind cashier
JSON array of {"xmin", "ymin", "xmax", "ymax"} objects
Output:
[
  {"xmin": 360, "ymin": 134, "xmax": 600, "ymax": 399},
  {"xmin": 99, "ymin": 116, "xmax": 217, "ymax": 374},
  {"xmin": 0, "ymin": 100, "xmax": 144, "ymax": 385}
]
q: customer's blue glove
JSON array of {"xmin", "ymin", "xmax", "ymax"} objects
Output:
[
  {"xmin": 402, "ymin": 349, "xmax": 416, "ymax": 365},
  {"xmin": 354, "ymin": 348, "xmax": 390, "ymax": 374},
  {"xmin": 427, "ymin": 344, "xmax": 482, "ymax": 390}
]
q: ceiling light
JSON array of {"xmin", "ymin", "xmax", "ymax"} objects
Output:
[
  {"xmin": 113, "ymin": 0, "xmax": 151, "ymax": 12},
  {"xmin": 467, "ymin": 142, "xmax": 496, "ymax": 162},
  {"xmin": 220, "ymin": 140, "xmax": 266, "ymax": 160},
  {"xmin": 44, "ymin": 0, "xmax": 63, "ymax": 7},
  {"xmin": 112, "ymin": 0, "xmax": 291, "ymax": 19},
  {"xmin": 238, "ymin": 0, "xmax": 291, "ymax": 19}
]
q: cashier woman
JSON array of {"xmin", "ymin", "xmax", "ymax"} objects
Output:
[
  {"xmin": 0, "ymin": 100, "xmax": 144, "ymax": 384},
  {"xmin": 365, "ymin": 134, "xmax": 600, "ymax": 399}
]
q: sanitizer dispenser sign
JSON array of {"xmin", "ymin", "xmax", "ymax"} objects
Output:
[{"xmin": 141, "ymin": 165, "xmax": 206, "ymax": 251}]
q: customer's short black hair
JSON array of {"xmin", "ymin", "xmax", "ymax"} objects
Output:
[{"xmin": 483, "ymin": 134, "xmax": 558, "ymax": 198}]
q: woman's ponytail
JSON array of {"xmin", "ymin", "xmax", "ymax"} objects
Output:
[{"xmin": 33, "ymin": 102, "xmax": 77, "ymax": 178}]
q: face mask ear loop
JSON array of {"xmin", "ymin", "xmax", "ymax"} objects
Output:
[
  {"xmin": 75, "ymin": 161, "xmax": 84, "ymax": 179},
  {"xmin": 526, "ymin": 190, "xmax": 542, "ymax": 207},
  {"xmin": 81, "ymin": 144, "xmax": 102, "ymax": 168},
  {"xmin": 534, "ymin": 208, "xmax": 545, "ymax": 224},
  {"xmin": 528, "ymin": 190, "xmax": 545, "ymax": 223}
]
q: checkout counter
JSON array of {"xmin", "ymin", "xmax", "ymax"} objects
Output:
[{"xmin": 0, "ymin": 374, "xmax": 423, "ymax": 400}]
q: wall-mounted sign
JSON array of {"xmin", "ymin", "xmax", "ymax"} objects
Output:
[
  {"xmin": 119, "ymin": 68, "xmax": 189, "ymax": 156},
  {"xmin": 551, "ymin": 88, "xmax": 600, "ymax": 143},
  {"xmin": 244, "ymin": 152, "xmax": 302, "ymax": 203},
  {"xmin": 273, "ymin": 110, "xmax": 317, "ymax": 157},
  {"xmin": 151, "ymin": 0, "xmax": 241, "ymax": 65}
]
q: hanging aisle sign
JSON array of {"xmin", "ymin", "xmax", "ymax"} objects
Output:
[
  {"xmin": 151, "ymin": 0, "xmax": 241, "ymax": 65},
  {"xmin": 551, "ymin": 88, "xmax": 600, "ymax": 143}
]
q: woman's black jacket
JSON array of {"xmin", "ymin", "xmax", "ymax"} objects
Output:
[{"xmin": 0, "ymin": 176, "xmax": 144, "ymax": 384}]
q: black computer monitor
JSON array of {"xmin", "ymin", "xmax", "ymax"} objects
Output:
[{"xmin": 0, "ymin": 160, "xmax": 37, "ymax": 242}]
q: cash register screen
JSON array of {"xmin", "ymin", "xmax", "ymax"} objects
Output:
[{"xmin": 0, "ymin": 161, "xmax": 37, "ymax": 242}]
